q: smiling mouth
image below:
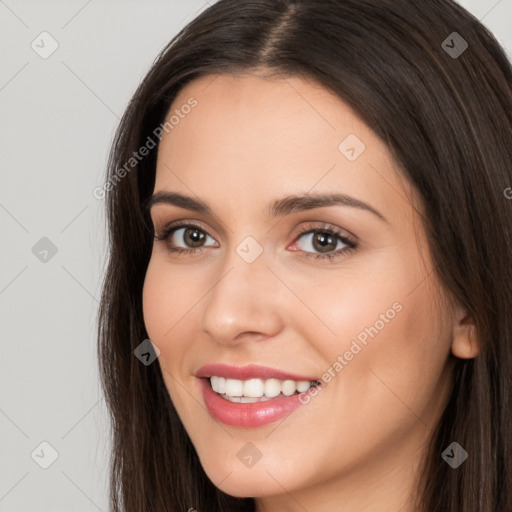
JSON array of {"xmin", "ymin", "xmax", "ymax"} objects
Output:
[{"xmin": 206, "ymin": 376, "xmax": 321, "ymax": 403}]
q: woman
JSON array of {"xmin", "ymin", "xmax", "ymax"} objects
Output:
[{"xmin": 97, "ymin": 0, "xmax": 512, "ymax": 510}]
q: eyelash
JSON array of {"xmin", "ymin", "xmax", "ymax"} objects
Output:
[{"xmin": 153, "ymin": 221, "xmax": 357, "ymax": 261}]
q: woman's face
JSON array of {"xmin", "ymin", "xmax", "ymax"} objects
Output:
[{"xmin": 143, "ymin": 72, "xmax": 459, "ymax": 509}]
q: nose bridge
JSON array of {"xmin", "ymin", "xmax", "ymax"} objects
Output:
[{"xmin": 200, "ymin": 239, "xmax": 283, "ymax": 343}]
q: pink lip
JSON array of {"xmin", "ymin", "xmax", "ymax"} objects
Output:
[
  {"xmin": 196, "ymin": 364, "xmax": 319, "ymax": 428},
  {"xmin": 195, "ymin": 363, "xmax": 318, "ymax": 382},
  {"xmin": 199, "ymin": 377, "xmax": 312, "ymax": 428}
]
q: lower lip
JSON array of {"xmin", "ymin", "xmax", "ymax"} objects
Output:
[{"xmin": 199, "ymin": 378, "xmax": 310, "ymax": 428}]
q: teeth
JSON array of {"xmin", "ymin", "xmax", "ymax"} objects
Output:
[
  {"xmin": 225, "ymin": 378, "xmax": 243, "ymax": 397},
  {"xmin": 264, "ymin": 378, "xmax": 281, "ymax": 398},
  {"xmin": 244, "ymin": 378, "xmax": 265, "ymax": 397},
  {"xmin": 209, "ymin": 376, "xmax": 316, "ymax": 398},
  {"xmin": 296, "ymin": 380, "xmax": 311, "ymax": 392}
]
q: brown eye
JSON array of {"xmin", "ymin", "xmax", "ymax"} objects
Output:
[
  {"xmin": 311, "ymin": 232, "xmax": 337, "ymax": 253},
  {"xmin": 154, "ymin": 223, "xmax": 218, "ymax": 252},
  {"xmin": 295, "ymin": 230, "xmax": 348, "ymax": 254},
  {"xmin": 181, "ymin": 227, "xmax": 207, "ymax": 247},
  {"xmin": 289, "ymin": 223, "xmax": 357, "ymax": 262}
]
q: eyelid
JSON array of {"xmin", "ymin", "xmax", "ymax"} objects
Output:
[
  {"xmin": 150, "ymin": 207, "xmax": 229, "ymax": 239},
  {"xmin": 289, "ymin": 221, "xmax": 357, "ymax": 244},
  {"xmin": 153, "ymin": 218, "xmax": 219, "ymax": 240},
  {"xmin": 155, "ymin": 218, "xmax": 355, "ymax": 241}
]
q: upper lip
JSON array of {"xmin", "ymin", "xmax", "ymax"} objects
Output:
[{"xmin": 195, "ymin": 363, "xmax": 318, "ymax": 382}]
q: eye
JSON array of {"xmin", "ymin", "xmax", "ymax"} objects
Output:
[
  {"xmin": 153, "ymin": 220, "xmax": 357, "ymax": 262},
  {"xmin": 289, "ymin": 222, "xmax": 357, "ymax": 261},
  {"xmin": 154, "ymin": 222, "xmax": 217, "ymax": 255}
]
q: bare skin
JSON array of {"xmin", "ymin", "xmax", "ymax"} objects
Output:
[{"xmin": 142, "ymin": 71, "xmax": 479, "ymax": 512}]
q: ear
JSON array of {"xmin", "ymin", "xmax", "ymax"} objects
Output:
[{"xmin": 451, "ymin": 306, "xmax": 480, "ymax": 359}]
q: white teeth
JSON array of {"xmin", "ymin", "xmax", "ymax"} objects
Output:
[
  {"xmin": 243, "ymin": 378, "xmax": 265, "ymax": 397},
  {"xmin": 281, "ymin": 380, "xmax": 296, "ymax": 396},
  {"xmin": 210, "ymin": 376, "xmax": 226, "ymax": 394},
  {"xmin": 296, "ymin": 380, "xmax": 311, "ymax": 392},
  {"xmin": 264, "ymin": 378, "xmax": 281, "ymax": 398},
  {"xmin": 209, "ymin": 376, "xmax": 316, "ymax": 398},
  {"xmin": 225, "ymin": 378, "xmax": 243, "ymax": 397}
]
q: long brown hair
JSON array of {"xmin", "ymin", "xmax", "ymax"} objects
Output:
[{"xmin": 97, "ymin": 1, "xmax": 512, "ymax": 510}]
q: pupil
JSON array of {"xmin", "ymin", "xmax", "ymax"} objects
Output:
[
  {"xmin": 185, "ymin": 228, "xmax": 205, "ymax": 247},
  {"xmin": 313, "ymin": 232, "xmax": 335, "ymax": 253}
]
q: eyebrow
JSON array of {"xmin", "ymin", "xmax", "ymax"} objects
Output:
[{"xmin": 145, "ymin": 191, "xmax": 388, "ymax": 223}]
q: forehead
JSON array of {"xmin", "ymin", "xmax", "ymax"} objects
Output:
[
  {"xmin": 158, "ymin": 72, "xmax": 372, "ymax": 161},
  {"xmin": 153, "ymin": 72, "xmax": 416, "ymax": 227}
]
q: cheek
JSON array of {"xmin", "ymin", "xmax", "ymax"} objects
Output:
[
  {"xmin": 142, "ymin": 258, "xmax": 199, "ymax": 341},
  {"xmin": 142, "ymin": 261, "xmax": 198, "ymax": 413},
  {"xmin": 323, "ymin": 277, "xmax": 451, "ymax": 434},
  {"xmin": 290, "ymin": 279, "xmax": 452, "ymax": 475},
  {"xmin": 289, "ymin": 251, "xmax": 452, "ymax": 416},
  {"xmin": 141, "ymin": 261, "xmax": 193, "ymax": 383},
  {"xmin": 281, "ymin": 257, "xmax": 410, "ymax": 362}
]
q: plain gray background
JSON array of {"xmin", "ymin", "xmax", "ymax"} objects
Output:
[{"xmin": 1, "ymin": 1, "xmax": 511, "ymax": 510}]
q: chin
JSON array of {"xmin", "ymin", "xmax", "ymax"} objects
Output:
[
  {"xmin": 214, "ymin": 478, "xmax": 280, "ymax": 499},
  {"xmin": 200, "ymin": 460, "xmax": 288, "ymax": 498}
]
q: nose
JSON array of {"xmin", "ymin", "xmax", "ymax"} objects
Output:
[{"xmin": 200, "ymin": 246, "xmax": 284, "ymax": 345}]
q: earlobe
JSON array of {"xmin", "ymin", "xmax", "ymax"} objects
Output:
[{"xmin": 451, "ymin": 310, "xmax": 480, "ymax": 359}]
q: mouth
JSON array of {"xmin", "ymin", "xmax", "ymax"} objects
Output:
[{"xmin": 196, "ymin": 364, "xmax": 322, "ymax": 427}]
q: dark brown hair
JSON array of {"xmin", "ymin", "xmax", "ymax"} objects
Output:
[{"xmin": 97, "ymin": 1, "xmax": 512, "ymax": 510}]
